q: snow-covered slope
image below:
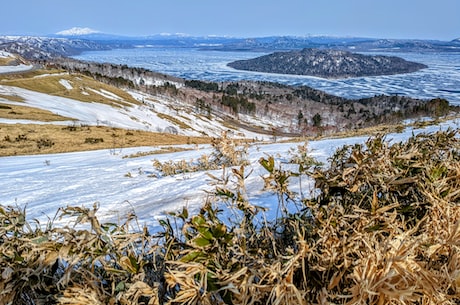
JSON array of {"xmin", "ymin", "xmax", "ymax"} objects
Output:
[
  {"xmin": 0, "ymin": 73, "xmax": 269, "ymax": 138},
  {"xmin": 1, "ymin": 119, "xmax": 458, "ymax": 232},
  {"xmin": 0, "ymin": 35, "xmax": 109, "ymax": 59}
]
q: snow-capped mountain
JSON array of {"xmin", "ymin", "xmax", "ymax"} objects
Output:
[{"xmin": 56, "ymin": 27, "xmax": 100, "ymax": 36}]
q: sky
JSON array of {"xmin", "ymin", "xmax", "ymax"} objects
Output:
[{"xmin": 2, "ymin": 0, "xmax": 459, "ymax": 41}]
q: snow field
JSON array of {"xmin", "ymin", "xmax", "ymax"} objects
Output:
[{"xmin": 1, "ymin": 119, "xmax": 457, "ymax": 232}]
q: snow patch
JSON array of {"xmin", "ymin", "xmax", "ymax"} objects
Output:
[
  {"xmin": 0, "ymin": 64, "xmax": 33, "ymax": 74},
  {"xmin": 87, "ymin": 88, "xmax": 123, "ymax": 101},
  {"xmin": 0, "ymin": 51, "xmax": 13, "ymax": 58},
  {"xmin": 34, "ymin": 72, "xmax": 68, "ymax": 78},
  {"xmin": 59, "ymin": 79, "xmax": 73, "ymax": 90}
]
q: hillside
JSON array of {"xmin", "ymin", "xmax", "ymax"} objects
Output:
[
  {"xmin": 1, "ymin": 52, "xmax": 455, "ymax": 156},
  {"xmin": 228, "ymin": 48, "xmax": 428, "ymax": 78},
  {"xmin": 53, "ymin": 58, "xmax": 454, "ymax": 134}
]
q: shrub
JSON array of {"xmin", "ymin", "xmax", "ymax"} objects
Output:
[
  {"xmin": 153, "ymin": 132, "xmax": 249, "ymax": 176},
  {"xmin": 15, "ymin": 134, "xmax": 28, "ymax": 142},
  {"xmin": 36, "ymin": 137, "xmax": 54, "ymax": 149},
  {"xmin": 84, "ymin": 137, "xmax": 104, "ymax": 144}
]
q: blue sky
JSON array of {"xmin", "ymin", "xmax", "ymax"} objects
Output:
[{"xmin": 2, "ymin": 0, "xmax": 459, "ymax": 40}]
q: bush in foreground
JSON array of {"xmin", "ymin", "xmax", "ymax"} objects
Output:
[{"xmin": 0, "ymin": 130, "xmax": 459, "ymax": 304}]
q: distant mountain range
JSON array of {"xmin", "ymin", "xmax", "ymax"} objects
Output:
[
  {"xmin": 49, "ymin": 27, "xmax": 460, "ymax": 52},
  {"xmin": 228, "ymin": 48, "xmax": 428, "ymax": 78},
  {"xmin": 0, "ymin": 36, "xmax": 110, "ymax": 59},
  {"xmin": 1, "ymin": 28, "xmax": 460, "ymax": 61}
]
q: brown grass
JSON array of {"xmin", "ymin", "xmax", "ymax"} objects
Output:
[
  {"xmin": 0, "ymin": 57, "xmax": 14, "ymax": 66},
  {"xmin": 0, "ymin": 123, "xmax": 211, "ymax": 156},
  {"xmin": 122, "ymin": 147, "xmax": 193, "ymax": 159}
]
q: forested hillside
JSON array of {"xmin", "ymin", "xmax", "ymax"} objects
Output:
[{"xmin": 52, "ymin": 58, "xmax": 453, "ymax": 136}]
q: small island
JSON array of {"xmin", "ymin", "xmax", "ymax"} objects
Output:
[{"xmin": 227, "ymin": 48, "xmax": 428, "ymax": 78}]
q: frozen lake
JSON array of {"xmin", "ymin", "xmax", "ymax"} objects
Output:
[{"xmin": 74, "ymin": 47, "xmax": 460, "ymax": 105}]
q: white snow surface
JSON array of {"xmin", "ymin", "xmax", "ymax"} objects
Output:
[
  {"xmin": 56, "ymin": 27, "xmax": 99, "ymax": 36},
  {"xmin": 0, "ymin": 84, "xmax": 272, "ymax": 138},
  {"xmin": 0, "ymin": 51, "xmax": 13, "ymax": 58},
  {"xmin": 0, "ymin": 85, "xmax": 158, "ymax": 130},
  {"xmin": 59, "ymin": 79, "xmax": 73, "ymax": 90},
  {"xmin": 1, "ymin": 119, "xmax": 458, "ymax": 232}
]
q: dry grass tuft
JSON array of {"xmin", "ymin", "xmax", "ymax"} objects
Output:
[{"xmin": 1, "ymin": 130, "xmax": 459, "ymax": 304}]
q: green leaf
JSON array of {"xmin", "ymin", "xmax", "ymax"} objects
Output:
[
  {"xmin": 193, "ymin": 236, "xmax": 211, "ymax": 247},
  {"xmin": 31, "ymin": 235, "xmax": 48, "ymax": 244},
  {"xmin": 207, "ymin": 272, "xmax": 220, "ymax": 291},
  {"xmin": 181, "ymin": 207, "xmax": 188, "ymax": 220},
  {"xmin": 101, "ymin": 222, "xmax": 118, "ymax": 233},
  {"xmin": 259, "ymin": 156, "xmax": 274, "ymax": 173},
  {"xmin": 198, "ymin": 227, "xmax": 213, "ymax": 240},
  {"xmin": 181, "ymin": 250, "xmax": 205, "ymax": 262},
  {"xmin": 216, "ymin": 187, "xmax": 235, "ymax": 199},
  {"xmin": 211, "ymin": 223, "xmax": 227, "ymax": 238},
  {"xmin": 115, "ymin": 281, "xmax": 126, "ymax": 292},
  {"xmin": 191, "ymin": 215, "xmax": 206, "ymax": 227},
  {"xmin": 365, "ymin": 224, "xmax": 384, "ymax": 232}
]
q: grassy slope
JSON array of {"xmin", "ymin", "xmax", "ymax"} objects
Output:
[{"xmin": 1, "ymin": 67, "xmax": 458, "ymax": 156}]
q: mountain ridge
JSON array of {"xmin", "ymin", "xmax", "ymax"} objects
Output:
[{"xmin": 2, "ymin": 34, "xmax": 460, "ymax": 61}]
